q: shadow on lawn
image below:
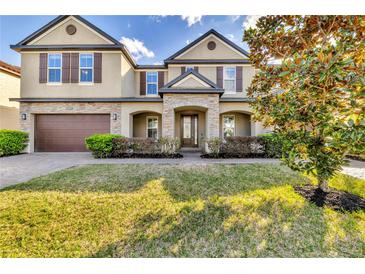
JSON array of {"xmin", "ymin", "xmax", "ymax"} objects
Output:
[
  {"xmin": 89, "ymin": 188, "xmax": 332, "ymax": 258},
  {"xmin": 1, "ymin": 164, "xmax": 310, "ymax": 202}
]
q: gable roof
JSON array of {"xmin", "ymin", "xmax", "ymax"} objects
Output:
[
  {"xmin": 10, "ymin": 15, "xmax": 137, "ymax": 67},
  {"xmin": 159, "ymin": 70, "xmax": 224, "ymax": 97},
  {"xmin": 165, "ymin": 29, "xmax": 249, "ymax": 62},
  {"xmin": 14, "ymin": 15, "xmax": 120, "ymax": 46},
  {"xmin": 0, "ymin": 60, "xmax": 20, "ymax": 77}
]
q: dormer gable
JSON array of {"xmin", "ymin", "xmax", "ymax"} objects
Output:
[{"xmin": 165, "ymin": 29, "xmax": 249, "ymax": 63}]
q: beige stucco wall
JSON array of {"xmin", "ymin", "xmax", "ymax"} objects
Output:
[
  {"xmin": 133, "ymin": 112, "xmax": 162, "ymax": 138},
  {"xmin": 0, "ymin": 70, "xmax": 20, "ymax": 129},
  {"xmin": 176, "ymin": 36, "xmax": 247, "ymax": 60},
  {"xmin": 219, "ymin": 112, "xmax": 251, "ymax": 137},
  {"xmin": 21, "ymin": 52, "xmax": 122, "ymax": 98},
  {"xmin": 30, "ymin": 17, "xmax": 113, "ymax": 45},
  {"xmin": 121, "ymin": 54, "xmax": 135, "ymax": 97},
  {"xmin": 173, "ymin": 76, "xmax": 208, "ymax": 88}
]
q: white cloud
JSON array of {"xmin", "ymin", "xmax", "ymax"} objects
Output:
[
  {"xmin": 186, "ymin": 39, "xmax": 191, "ymax": 45},
  {"xmin": 153, "ymin": 61, "xmax": 163, "ymax": 65},
  {"xmin": 149, "ymin": 15, "xmax": 167, "ymax": 23},
  {"xmin": 242, "ymin": 15, "xmax": 261, "ymax": 30},
  {"xmin": 120, "ymin": 37, "xmax": 155, "ymax": 60},
  {"xmin": 226, "ymin": 34, "xmax": 235, "ymax": 41},
  {"xmin": 127, "ymin": 22, "xmax": 131, "ymax": 28},
  {"xmin": 181, "ymin": 15, "xmax": 202, "ymax": 27},
  {"xmin": 230, "ymin": 15, "xmax": 241, "ymax": 22}
]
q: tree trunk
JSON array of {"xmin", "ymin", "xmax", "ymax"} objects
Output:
[{"xmin": 318, "ymin": 178, "xmax": 329, "ymax": 192}]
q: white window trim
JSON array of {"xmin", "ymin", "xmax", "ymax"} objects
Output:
[
  {"xmin": 47, "ymin": 53, "xmax": 62, "ymax": 84},
  {"xmin": 146, "ymin": 116, "xmax": 159, "ymax": 138},
  {"xmin": 146, "ymin": 71, "xmax": 159, "ymax": 96},
  {"xmin": 79, "ymin": 53, "xmax": 94, "ymax": 84},
  {"xmin": 222, "ymin": 114, "xmax": 236, "ymax": 138},
  {"xmin": 223, "ymin": 66, "xmax": 236, "ymax": 94}
]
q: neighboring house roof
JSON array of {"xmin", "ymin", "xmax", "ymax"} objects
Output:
[
  {"xmin": 164, "ymin": 29, "xmax": 250, "ymax": 62},
  {"xmin": 159, "ymin": 70, "xmax": 224, "ymax": 97},
  {"xmin": 0, "ymin": 60, "xmax": 21, "ymax": 77}
]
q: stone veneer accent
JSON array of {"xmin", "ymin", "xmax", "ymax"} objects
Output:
[
  {"xmin": 162, "ymin": 94, "xmax": 220, "ymax": 138},
  {"xmin": 19, "ymin": 102, "xmax": 122, "ymax": 152}
]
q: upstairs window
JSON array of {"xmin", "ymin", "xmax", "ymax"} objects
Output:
[
  {"xmin": 146, "ymin": 72, "xmax": 158, "ymax": 95},
  {"xmin": 80, "ymin": 53, "xmax": 93, "ymax": 83},
  {"xmin": 224, "ymin": 67, "xmax": 236, "ymax": 93},
  {"xmin": 147, "ymin": 116, "xmax": 158, "ymax": 139},
  {"xmin": 186, "ymin": 66, "xmax": 194, "ymax": 72},
  {"xmin": 48, "ymin": 53, "xmax": 61, "ymax": 83}
]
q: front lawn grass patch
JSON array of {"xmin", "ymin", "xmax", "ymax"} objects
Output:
[{"xmin": 1, "ymin": 164, "xmax": 364, "ymax": 257}]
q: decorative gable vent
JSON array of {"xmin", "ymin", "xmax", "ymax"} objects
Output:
[
  {"xmin": 66, "ymin": 24, "xmax": 77, "ymax": 35},
  {"xmin": 207, "ymin": 41, "xmax": 216, "ymax": 50}
]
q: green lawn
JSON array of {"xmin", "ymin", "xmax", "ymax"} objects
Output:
[{"xmin": 1, "ymin": 164, "xmax": 364, "ymax": 258}]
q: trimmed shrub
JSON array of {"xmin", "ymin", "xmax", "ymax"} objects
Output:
[
  {"xmin": 202, "ymin": 135, "xmax": 283, "ymax": 158},
  {"xmin": 112, "ymin": 137, "xmax": 181, "ymax": 157},
  {"xmin": 260, "ymin": 133, "xmax": 284, "ymax": 158},
  {"xmin": 0, "ymin": 130, "xmax": 28, "ymax": 157},
  {"xmin": 85, "ymin": 133, "xmax": 122, "ymax": 158},
  {"xmin": 113, "ymin": 137, "xmax": 159, "ymax": 155},
  {"xmin": 159, "ymin": 137, "xmax": 180, "ymax": 155},
  {"xmin": 206, "ymin": 137, "xmax": 222, "ymax": 157},
  {"xmin": 222, "ymin": 136, "xmax": 265, "ymax": 156}
]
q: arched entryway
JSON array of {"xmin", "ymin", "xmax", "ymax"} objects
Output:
[
  {"xmin": 174, "ymin": 106, "xmax": 207, "ymax": 149},
  {"xmin": 130, "ymin": 111, "xmax": 162, "ymax": 139},
  {"xmin": 219, "ymin": 110, "xmax": 252, "ymax": 138}
]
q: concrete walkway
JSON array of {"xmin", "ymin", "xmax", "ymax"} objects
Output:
[{"xmin": 0, "ymin": 152, "xmax": 364, "ymax": 189}]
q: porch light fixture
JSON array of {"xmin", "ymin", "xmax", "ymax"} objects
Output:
[
  {"xmin": 21, "ymin": 113, "xmax": 27, "ymax": 120},
  {"xmin": 112, "ymin": 113, "xmax": 118, "ymax": 120}
]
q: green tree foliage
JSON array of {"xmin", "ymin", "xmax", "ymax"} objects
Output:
[{"xmin": 244, "ymin": 16, "xmax": 365, "ymax": 191}]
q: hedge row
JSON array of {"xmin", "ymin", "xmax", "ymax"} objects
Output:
[
  {"xmin": 204, "ymin": 134, "xmax": 284, "ymax": 158},
  {"xmin": 0, "ymin": 130, "xmax": 28, "ymax": 157},
  {"xmin": 85, "ymin": 134, "xmax": 181, "ymax": 158}
]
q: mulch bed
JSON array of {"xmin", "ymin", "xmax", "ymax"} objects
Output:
[
  {"xmin": 346, "ymin": 155, "xmax": 365, "ymax": 162},
  {"xmin": 201, "ymin": 153, "xmax": 269, "ymax": 159},
  {"xmin": 112, "ymin": 153, "xmax": 183, "ymax": 159},
  {"xmin": 294, "ymin": 184, "xmax": 365, "ymax": 212}
]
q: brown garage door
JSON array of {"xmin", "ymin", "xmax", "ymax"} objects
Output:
[{"xmin": 35, "ymin": 114, "xmax": 110, "ymax": 152}]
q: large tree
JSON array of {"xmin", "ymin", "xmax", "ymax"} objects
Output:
[{"xmin": 244, "ymin": 16, "xmax": 365, "ymax": 191}]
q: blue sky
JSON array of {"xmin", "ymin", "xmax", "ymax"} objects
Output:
[{"xmin": 0, "ymin": 15, "xmax": 257, "ymax": 66}]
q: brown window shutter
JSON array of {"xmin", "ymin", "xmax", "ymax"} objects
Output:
[
  {"xmin": 70, "ymin": 53, "xmax": 79, "ymax": 83},
  {"xmin": 194, "ymin": 66, "xmax": 199, "ymax": 72},
  {"xmin": 181, "ymin": 66, "xmax": 186, "ymax": 74},
  {"xmin": 158, "ymin": 71, "xmax": 164, "ymax": 89},
  {"xmin": 216, "ymin": 66, "xmax": 223, "ymax": 88},
  {"xmin": 236, "ymin": 66, "xmax": 243, "ymax": 92},
  {"xmin": 62, "ymin": 53, "xmax": 70, "ymax": 83},
  {"xmin": 39, "ymin": 53, "xmax": 47, "ymax": 83},
  {"xmin": 140, "ymin": 71, "xmax": 146, "ymax": 95},
  {"xmin": 94, "ymin": 53, "xmax": 102, "ymax": 83}
]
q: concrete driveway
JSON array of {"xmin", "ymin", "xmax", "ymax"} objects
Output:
[
  {"xmin": 1, "ymin": 153, "xmax": 364, "ymax": 189},
  {"xmin": 0, "ymin": 152, "xmax": 279, "ymax": 189}
]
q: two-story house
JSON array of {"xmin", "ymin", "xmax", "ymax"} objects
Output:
[{"xmin": 10, "ymin": 15, "xmax": 269, "ymax": 152}]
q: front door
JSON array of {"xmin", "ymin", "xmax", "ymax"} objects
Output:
[{"xmin": 181, "ymin": 115, "xmax": 198, "ymax": 147}]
